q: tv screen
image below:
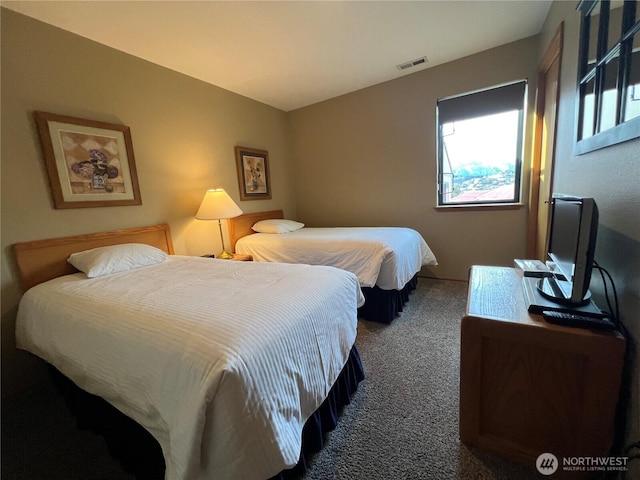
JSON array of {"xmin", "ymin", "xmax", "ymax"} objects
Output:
[{"xmin": 541, "ymin": 195, "xmax": 598, "ymax": 305}]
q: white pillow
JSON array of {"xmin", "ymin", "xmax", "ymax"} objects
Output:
[
  {"xmin": 252, "ymin": 219, "xmax": 305, "ymax": 234},
  {"xmin": 68, "ymin": 243, "xmax": 168, "ymax": 278}
]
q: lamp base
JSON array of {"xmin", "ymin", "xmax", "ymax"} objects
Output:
[{"xmin": 217, "ymin": 250, "xmax": 235, "ymax": 259}]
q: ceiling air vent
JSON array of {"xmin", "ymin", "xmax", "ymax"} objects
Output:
[{"xmin": 396, "ymin": 56, "xmax": 428, "ymax": 71}]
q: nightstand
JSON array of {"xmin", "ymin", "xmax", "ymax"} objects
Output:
[
  {"xmin": 201, "ymin": 253, "xmax": 253, "ymax": 261},
  {"xmin": 227, "ymin": 253, "xmax": 252, "ymax": 261}
]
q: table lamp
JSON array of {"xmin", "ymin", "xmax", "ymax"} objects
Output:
[{"xmin": 195, "ymin": 188, "xmax": 243, "ymax": 259}]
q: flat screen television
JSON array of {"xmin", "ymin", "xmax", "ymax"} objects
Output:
[{"xmin": 537, "ymin": 195, "xmax": 599, "ymax": 306}]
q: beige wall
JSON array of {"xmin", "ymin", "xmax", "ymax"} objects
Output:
[
  {"xmin": 288, "ymin": 36, "xmax": 539, "ymax": 281},
  {"xmin": 538, "ymin": 1, "xmax": 640, "ymax": 469},
  {"xmin": 1, "ymin": 9, "xmax": 297, "ymax": 396}
]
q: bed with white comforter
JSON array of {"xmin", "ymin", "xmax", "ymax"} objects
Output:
[
  {"xmin": 16, "ymin": 255, "xmax": 363, "ymax": 480},
  {"xmin": 235, "ymin": 227, "xmax": 437, "ymax": 290}
]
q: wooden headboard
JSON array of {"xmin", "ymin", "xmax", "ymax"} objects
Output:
[
  {"xmin": 13, "ymin": 223, "xmax": 175, "ymax": 292},
  {"xmin": 227, "ymin": 210, "xmax": 284, "ymax": 251}
]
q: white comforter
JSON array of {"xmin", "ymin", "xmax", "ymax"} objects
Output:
[
  {"xmin": 236, "ymin": 227, "xmax": 437, "ymax": 290},
  {"xmin": 16, "ymin": 256, "xmax": 363, "ymax": 480}
]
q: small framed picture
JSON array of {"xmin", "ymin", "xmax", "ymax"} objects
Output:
[
  {"xmin": 34, "ymin": 111, "xmax": 142, "ymax": 209},
  {"xmin": 235, "ymin": 146, "xmax": 271, "ymax": 201}
]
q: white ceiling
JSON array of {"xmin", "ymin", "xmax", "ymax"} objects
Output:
[{"xmin": 3, "ymin": 0, "xmax": 552, "ymax": 111}]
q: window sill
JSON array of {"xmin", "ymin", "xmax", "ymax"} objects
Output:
[{"xmin": 435, "ymin": 203, "xmax": 525, "ymax": 211}]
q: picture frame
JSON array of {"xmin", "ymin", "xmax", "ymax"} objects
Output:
[
  {"xmin": 235, "ymin": 146, "xmax": 271, "ymax": 201},
  {"xmin": 34, "ymin": 111, "xmax": 142, "ymax": 209}
]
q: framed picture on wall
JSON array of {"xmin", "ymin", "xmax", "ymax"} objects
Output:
[
  {"xmin": 34, "ymin": 111, "xmax": 142, "ymax": 209},
  {"xmin": 235, "ymin": 146, "xmax": 271, "ymax": 201}
]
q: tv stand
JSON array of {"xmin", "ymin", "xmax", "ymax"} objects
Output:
[{"xmin": 460, "ymin": 266, "xmax": 626, "ymax": 469}]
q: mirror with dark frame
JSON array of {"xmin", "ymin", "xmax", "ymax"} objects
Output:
[{"xmin": 575, "ymin": 0, "xmax": 640, "ymax": 155}]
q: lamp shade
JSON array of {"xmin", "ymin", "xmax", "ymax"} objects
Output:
[{"xmin": 195, "ymin": 189, "xmax": 243, "ymax": 220}]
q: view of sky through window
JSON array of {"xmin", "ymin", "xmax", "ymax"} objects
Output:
[{"xmin": 440, "ymin": 110, "xmax": 519, "ymax": 203}]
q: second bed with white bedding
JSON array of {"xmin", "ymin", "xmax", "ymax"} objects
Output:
[{"xmin": 235, "ymin": 226, "xmax": 437, "ymax": 290}]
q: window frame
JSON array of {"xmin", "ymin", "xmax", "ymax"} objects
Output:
[
  {"xmin": 574, "ymin": 0, "xmax": 640, "ymax": 155},
  {"xmin": 435, "ymin": 81, "xmax": 527, "ymax": 208}
]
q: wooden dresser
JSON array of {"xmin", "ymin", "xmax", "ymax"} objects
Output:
[{"xmin": 459, "ymin": 266, "xmax": 626, "ymax": 471}]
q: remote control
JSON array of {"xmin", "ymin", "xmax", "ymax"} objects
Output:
[{"xmin": 541, "ymin": 310, "xmax": 616, "ymax": 330}]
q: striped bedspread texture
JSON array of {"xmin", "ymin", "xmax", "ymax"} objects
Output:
[
  {"xmin": 236, "ymin": 226, "xmax": 438, "ymax": 290},
  {"xmin": 16, "ymin": 256, "xmax": 364, "ymax": 480}
]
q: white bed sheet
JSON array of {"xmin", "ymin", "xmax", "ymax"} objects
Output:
[
  {"xmin": 16, "ymin": 256, "xmax": 363, "ymax": 480},
  {"xmin": 235, "ymin": 227, "xmax": 437, "ymax": 290}
]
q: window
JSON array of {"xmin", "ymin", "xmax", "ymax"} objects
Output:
[
  {"xmin": 436, "ymin": 81, "xmax": 527, "ymax": 207},
  {"xmin": 575, "ymin": 0, "xmax": 640, "ymax": 154}
]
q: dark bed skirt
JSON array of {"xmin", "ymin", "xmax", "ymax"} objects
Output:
[
  {"xmin": 358, "ymin": 274, "xmax": 419, "ymax": 323},
  {"xmin": 51, "ymin": 345, "xmax": 364, "ymax": 480},
  {"xmin": 270, "ymin": 346, "xmax": 364, "ymax": 479}
]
